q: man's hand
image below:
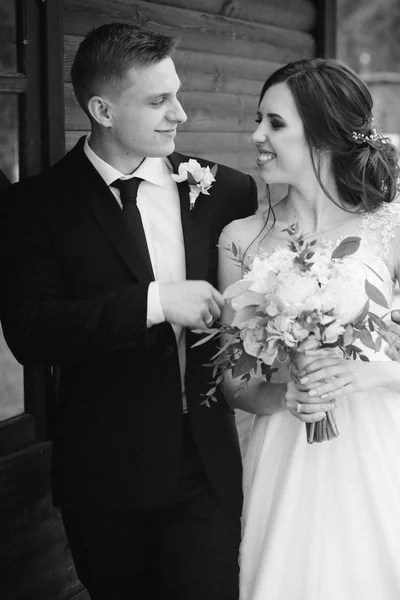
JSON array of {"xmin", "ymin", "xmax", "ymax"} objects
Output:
[
  {"xmin": 386, "ymin": 310, "xmax": 400, "ymax": 360},
  {"xmin": 159, "ymin": 281, "xmax": 225, "ymax": 329}
]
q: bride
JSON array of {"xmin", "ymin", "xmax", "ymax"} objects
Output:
[{"xmin": 218, "ymin": 58, "xmax": 400, "ymax": 600}]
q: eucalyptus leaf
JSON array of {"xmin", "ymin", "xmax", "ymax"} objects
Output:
[
  {"xmin": 191, "ymin": 329, "xmax": 220, "ymax": 348},
  {"xmin": 232, "ymin": 352, "xmax": 257, "ymax": 378},
  {"xmin": 359, "ymin": 327, "xmax": 376, "ymax": 350},
  {"xmin": 368, "ymin": 311, "xmax": 387, "ymax": 329},
  {"xmin": 223, "ymin": 279, "xmax": 253, "ymax": 299},
  {"xmin": 210, "ymin": 163, "xmax": 218, "ymax": 178},
  {"xmin": 331, "ymin": 237, "xmax": 361, "ymax": 259},
  {"xmin": 365, "ymin": 280, "xmax": 389, "ymax": 308}
]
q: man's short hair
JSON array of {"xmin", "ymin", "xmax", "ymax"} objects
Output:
[{"xmin": 71, "ymin": 22, "xmax": 177, "ymax": 114}]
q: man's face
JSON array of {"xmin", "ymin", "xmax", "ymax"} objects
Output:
[{"xmin": 104, "ymin": 57, "xmax": 187, "ymax": 167}]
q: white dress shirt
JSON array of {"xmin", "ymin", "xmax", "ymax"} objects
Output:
[{"xmin": 84, "ymin": 136, "xmax": 187, "ymax": 411}]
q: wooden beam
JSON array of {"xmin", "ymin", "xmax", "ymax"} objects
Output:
[
  {"xmin": 148, "ymin": 0, "xmax": 317, "ymax": 32},
  {"xmin": 63, "ymin": 0, "xmax": 315, "ymax": 63},
  {"xmin": 0, "ymin": 73, "xmax": 27, "ymax": 94},
  {"xmin": 313, "ymin": 0, "xmax": 337, "ymax": 58},
  {"xmin": 43, "ymin": 0, "xmax": 65, "ymax": 166},
  {"xmin": 16, "ymin": 0, "xmax": 45, "ymax": 178}
]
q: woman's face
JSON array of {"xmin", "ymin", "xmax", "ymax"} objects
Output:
[{"xmin": 252, "ymin": 82, "xmax": 314, "ymax": 186}]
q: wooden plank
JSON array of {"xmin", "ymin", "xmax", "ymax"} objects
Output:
[
  {"xmin": 0, "ymin": 443, "xmax": 89, "ymax": 599},
  {"xmin": 0, "ymin": 414, "xmax": 35, "ymax": 457},
  {"xmin": 64, "ymin": 35, "xmax": 282, "ymax": 92},
  {"xmin": 149, "ymin": 0, "xmax": 317, "ymax": 32},
  {"xmin": 103, "ymin": 0, "xmax": 315, "ymax": 51},
  {"xmin": 63, "ymin": 0, "xmax": 315, "ymax": 64},
  {"xmin": 64, "ymin": 83, "xmax": 259, "ymax": 132},
  {"xmin": 0, "ymin": 73, "xmax": 27, "ymax": 93}
]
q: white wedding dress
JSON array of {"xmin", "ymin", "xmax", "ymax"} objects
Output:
[{"xmin": 239, "ymin": 202, "xmax": 400, "ymax": 600}]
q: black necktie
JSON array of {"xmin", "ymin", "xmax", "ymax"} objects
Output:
[
  {"xmin": 112, "ymin": 177, "xmax": 143, "ymax": 212},
  {"xmin": 111, "ymin": 177, "xmax": 153, "ymax": 278}
]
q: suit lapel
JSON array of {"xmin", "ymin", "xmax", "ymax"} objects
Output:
[
  {"xmin": 168, "ymin": 152, "xmax": 210, "ymax": 281},
  {"xmin": 67, "ymin": 140, "xmax": 154, "ymax": 283}
]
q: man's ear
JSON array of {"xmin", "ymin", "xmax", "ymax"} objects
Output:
[{"xmin": 87, "ymin": 96, "xmax": 113, "ymax": 128}]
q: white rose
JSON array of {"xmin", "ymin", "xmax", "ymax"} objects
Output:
[
  {"xmin": 241, "ymin": 327, "xmax": 264, "ymax": 357},
  {"xmin": 292, "ymin": 321, "xmax": 310, "ymax": 341},
  {"xmin": 277, "ymin": 273, "xmax": 320, "ymax": 305},
  {"xmin": 322, "ymin": 320, "xmax": 344, "ymax": 344},
  {"xmin": 259, "ymin": 341, "xmax": 279, "ymax": 366}
]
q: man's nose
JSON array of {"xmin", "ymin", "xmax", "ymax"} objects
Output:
[{"xmin": 169, "ymin": 99, "xmax": 187, "ymax": 124}]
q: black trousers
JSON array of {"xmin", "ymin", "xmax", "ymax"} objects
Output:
[{"xmin": 61, "ymin": 417, "xmax": 241, "ymax": 600}]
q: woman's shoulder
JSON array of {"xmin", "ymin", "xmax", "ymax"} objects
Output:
[{"xmin": 219, "ymin": 212, "xmax": 265, "ymax": 247}]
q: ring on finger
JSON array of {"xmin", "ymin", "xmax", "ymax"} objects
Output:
[
  {"xmin": 297, "ymin": 402, "xmax": 303, "ymax": 413},
  {"xmin": 205, "ymin": 314, "xmax": 213, "ymax": 327}
]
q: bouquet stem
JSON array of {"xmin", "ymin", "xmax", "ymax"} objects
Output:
[{"xmin": 292, "ymin": 346, "xmax": 340, "ymax": 444}]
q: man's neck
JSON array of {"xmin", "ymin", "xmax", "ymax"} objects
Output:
[{"xmin": 89, "ymin": 131, "xmax": 144, "ymax": 175}]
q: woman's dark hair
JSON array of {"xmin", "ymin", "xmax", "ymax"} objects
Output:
[
  {"xmin": 71, "ymin": 22, "xmax": 177, "ymax": 116},
  {"xmin": 259, "ymin": 58, "xmax": 399, "ymax": 213}
]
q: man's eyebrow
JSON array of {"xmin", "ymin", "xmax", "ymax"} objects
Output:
[{"xmin": 147, "ymin": 81, "xmax": 183, "ymax": 100}]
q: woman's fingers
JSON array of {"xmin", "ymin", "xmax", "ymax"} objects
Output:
[
  {"xmin": 288, "ymin": 409, "xmax": 329, "ymax": 423},
  {"xmin": 284, "ymin": 381, "xmax": 336, "ymax": 421},
  {"xmin": 300, "ymin": 361, "xmax": 350, "ymax": 385}
]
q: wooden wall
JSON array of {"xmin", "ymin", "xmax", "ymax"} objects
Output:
[{"xmin": 63, "ymin": 0, "xmax": 317, "ymax": 199}]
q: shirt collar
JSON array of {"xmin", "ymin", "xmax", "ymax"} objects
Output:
[{"xmin": 84, "ymin": 134, "xmax": 165, "ymax": 188}]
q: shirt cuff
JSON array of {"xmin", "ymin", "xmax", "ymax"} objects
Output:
[{"xmin": 147, "ymin": 281, "xmax": 165, "ymax": 328}]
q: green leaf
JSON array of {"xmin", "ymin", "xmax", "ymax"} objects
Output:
[
  {"xmin": 210, "ymin": 163, "xmax": 218, "ymax": 178},
  {"xmin": 368, "ymin": 311, "xmax": 387, "ymax": 330},
  {"xmin": 223, "ymin": 279, "xmax": 253, "ymax": 299},
  {"xmin": 206, "ymin": 387, "xmax": 217, "ymax": 396},
  {"xmin": 331, "ymin": 237, "xmax": 361, "ymax": 259},
  {"xmin": 360, "ymin": 354, "xmax": 370, "ymax": 362},
  {"xmin": 231, "ymin": 241, "xmax": 238, "ymax": 257},
  {"xmin": 232, "ymin": 352, "xmax": 257, "ymax": 378},
  {"xmin": 187, "ymin": 171, "xmax": 198, "ymax": 186},
  {"xmin": 353, "ymin": 300, "xmax": 370, "ymax": 326},
  {"xmin": 191, "ymin": 329, "xmax": 220, "ymax": 348},
  {"xmin": 365, "ymin": 280, "xmax": 389, "ymax": 309},
  {"xmin": 200, "ymin": 399, "xmax": 211, "ymax": 408},
  {"xmin": 359, "ymin": 327, "xmax": 376, "ymax": 350},
  {"xmin": 364, "ymin": 263, "xmax": 384, "ymax": 282}
]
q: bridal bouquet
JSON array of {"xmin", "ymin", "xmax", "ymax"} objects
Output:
[{"xmin": 195, "ymin": 224, "xmax": 391, "ymax": 444}]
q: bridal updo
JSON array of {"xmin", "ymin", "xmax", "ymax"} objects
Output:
[{"xmin": 260, "ymin": 58, "xmax": 400, "ymax": 212}]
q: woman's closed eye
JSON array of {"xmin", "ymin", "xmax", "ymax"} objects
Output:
[{"xmin": 270, "ymin": 118, "xmax": 285, "ymax": 130}]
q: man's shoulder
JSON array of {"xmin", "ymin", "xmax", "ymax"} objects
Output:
[{"xmin": 7, "ymin": 137, "xmax": 88, "ymax": 201}]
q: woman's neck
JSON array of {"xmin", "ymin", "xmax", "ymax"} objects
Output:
[{"xmin": 278, "ymin": 166, "xmax": 355, "ymax": 235}]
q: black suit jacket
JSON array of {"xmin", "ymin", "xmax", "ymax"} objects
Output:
[{"xmin": 1, "ymin": 138, "xmax": 257, "ymax": 515}]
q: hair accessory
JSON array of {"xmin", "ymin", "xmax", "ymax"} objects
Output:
[{"xmin": 351, "ymin": 119, "xmax": 389, "ymax": 146}]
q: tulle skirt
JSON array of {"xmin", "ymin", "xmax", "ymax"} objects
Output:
[{"xmin": 239, "ymin": 387, "xmax": 400, "ymax": 600}]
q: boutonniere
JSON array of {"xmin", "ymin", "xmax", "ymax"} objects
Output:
[{"xmin": 171, "ymin": 159, "xmax": 218, "ymax": 210}]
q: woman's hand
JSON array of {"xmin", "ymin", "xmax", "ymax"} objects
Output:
[
  {"xmin": 282, "ymin": 380, "xmax": 336, "ymax": 423},
  {"xmin": 298, "ymin": 355, "xmax": 388, "ymax": 400}
]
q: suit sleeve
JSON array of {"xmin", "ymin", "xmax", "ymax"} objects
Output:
[{"xmin": 0, "ymin": 188, "xmax": 149, "ymax": 366}]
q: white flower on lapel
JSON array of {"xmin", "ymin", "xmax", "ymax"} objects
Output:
[{"xmin": 171, "ymin": 159, "xmax": 218, "ymax": 210}]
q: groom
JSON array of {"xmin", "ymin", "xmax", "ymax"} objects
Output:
[{"xmin": 0, "ymin": 22, "xmax": 257, "ymax": 600}]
